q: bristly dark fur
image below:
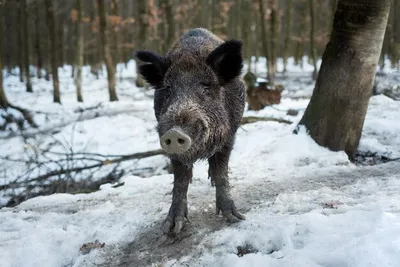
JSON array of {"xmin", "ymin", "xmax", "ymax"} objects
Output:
[{"xmin": 134, "ymin": 28, "xmax": 247, "ymax": 234}]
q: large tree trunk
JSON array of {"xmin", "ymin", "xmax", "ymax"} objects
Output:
[
  {"xmin": 34, "ymin": 0, "xmax": 43, "ymax": 79},
  {"xmin": 0, "ymin": 2, "xmax": 8, "ymax": 108},
  {"xmin": 75, "ymin": 0, "xmax": 84, "ymax": 102},
  {"xmin": 297, "ymin": 0, "xmax": 391, "ymax": 158},
  {"xmin": 97, "ymin": 0, "xmax": 118, "ymax": 101},
  {"xmin": 22, "ymin": 0, "xmax": 32, "ymax": 92},
  {"xmin": 45, "ymin": 0, "xmax": 61, "ymax": 104},
  {"xmin": 308, "ymin": 0, "xmax": 318, "ymax": 80}
]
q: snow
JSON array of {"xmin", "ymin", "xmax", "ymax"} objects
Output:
[{"xmin": 1, "ymin": 58, "xmax": 400, "ymax": 267}]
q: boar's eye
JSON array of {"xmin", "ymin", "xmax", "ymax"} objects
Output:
[{"xmin": 200, "ymin": 82, "xmax": 212, "ymax": 96}]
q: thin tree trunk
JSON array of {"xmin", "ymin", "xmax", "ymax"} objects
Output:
[
  {"xmin": 309, "ymin": 0, "xmax": 318, "ymax": 79},
  {"xmin": 45, "ymin": 0, "xmax": 61, "ymax": 104},
  {"xmin": 0, "ymin": 2, "xmax": 8, "ymax": 108},
  {"xmin": 298, "ymin": 0, "xmax": 391, "ymax": 158},
  {"xmin": 75, "ymin": 0, "xmax": 84, "ymax": 102},
  {"xmin": 164, "ymin": 0, "xmax": 175, "ymax": 51},
  {"xmin": 22, "ymin": 0, "xmax": 32, "ymax": 92},
  {"xmin": 135, "ymin": 0, "xmax": 148, "ymax": 88},
  {"xmin": 283, "ymin": 0, "xmax": 292, "ymax": 73},
  {"xmin": 268, "ymin": 0, "xmax": 278, "ymax": 83},
  {"xmin": 97, "ymin": 0, "xmax": 118, "ymax": 101},
  {"xmin": 17, "ymin": 2, "xmax": 24, "ymax": 83},
  {"xmin": 34, "ymin": 0, "xmax": 43, "ymax": 79},
  {"xmin": 257, "ymin": 0, "xmax": 271, "ymax": 83},
  {"xmin": 392, "ymin": 0, "xmax": 400, "ymax": 69},
  {"xmin": 111, "ymin": 0, "xmax": 121, "ymax": 67}
]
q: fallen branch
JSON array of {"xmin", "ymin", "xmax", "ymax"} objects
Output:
[
  {"xmin": 241, "ymin": 116, "xmax": 292, "ymax": 125},
  {"xmin": 0, "ymin": 149, "xmax": 165, "ymax": 191}
]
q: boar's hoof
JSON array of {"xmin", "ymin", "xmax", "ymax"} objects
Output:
[
  {"xmin": 162, "ymin": 201, "xmax": 188, "ymax": 235},
  {"xmin": 216, "ymin": 195, "xmax": 245, "ymax": 223},
  {"xmin": 160, "ymin": 127, "xmax": 192, "ymax": 155}
]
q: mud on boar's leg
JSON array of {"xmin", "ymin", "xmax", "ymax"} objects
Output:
[
  {"xmin": 208, "ymin": 145, "xmax": 245, "ymax": 223},
  {"xmin": 162, "ymin": 160, "xmax": 192, "ymax": 234}
]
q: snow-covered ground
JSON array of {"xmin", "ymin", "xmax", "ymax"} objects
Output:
[{"xmin": 1, "ymin": 57, "xmax": 400, "ymax": 267}]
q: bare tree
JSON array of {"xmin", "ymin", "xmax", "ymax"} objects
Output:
[
  {"xmin": 34, "ymin": 0, "xmax": 43, "ymax": 79},
  {"xmin": 45, "ymin": 0, "xmax": 61, "ymax": 103},
  {"xmin": 297, "ymin": 0, "xmax": 391, "ymax": 158},
  {"xmin": 22, "ymin": 0, "xmax": 33, "ymax": 92},
  {"xmin": 283, "ymin": 0, "xmax": 292, "ymax": 73},
  {"xmin": 97, "ymin": 0, "xmax": 118, "ymax": 101},
  {"xmin": 74, "ymin": 0, "xmax": 84, "ymax": 102},
  {"xmin": 0, "ymin": 1, "xmax": 8, "ymax": 108},
  {"xmin": 308, "ymin": 0, "xmax": 318, "ymax": 79}
]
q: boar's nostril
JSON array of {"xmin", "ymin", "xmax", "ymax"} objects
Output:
[
  {"xmin": 165, "ymin": 139, "xmax": 172, "ymax": 145},
  {"xmin": 178, "ymin": 138, "xmax": 185, "ymax": 144}
]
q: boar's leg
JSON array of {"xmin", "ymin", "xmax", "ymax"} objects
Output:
[
  {"xmin": 209, "ymin": 145, "xmax": 245, "ymax": 223},
  {"xmin": 162, "ymin": 159, "xmax": 192, "ymax": 234}
]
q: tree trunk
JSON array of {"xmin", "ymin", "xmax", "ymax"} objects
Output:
[
  {"xmin": 22, "ymin": 0, "xmax": 32, "ymax": 92},
  {"xmin": 75, "ymin": 0, "xmax": 84, "ymax": 102},
  {"xmin": 297, "ymin": 0, "xmax": 391, "ymax": 158},
  {"xmin": 392, "ymin": 0, "xmax": 400, "ymax": 69},
  {"xmin": 164, "ymin": 0, "xmax": 175, "ymax": 51},
  {"xmin": 0, "ymin": 2, "xmax": 8, "ymax": 108},
  {"xmin": 268, "ymin": 0, "xmax": 278, "ymax": 84},
  {"xmin": 45, "ymin": 0, "xmax": 61, "ymax": 104},
  {"xmin": 283, "ymin": 0, "xmax": 292, "ymax": 73},
  {"xmin": 135, "ymin": 0, "xmax": 148, "ymax": 88},
  {"xmin": 34, "ymin": 0, "xmax": 43, "ymax": 79},
  {"xmin": 97, "ymin": 0, "xmax": 118, "ymax": 101},
  {"xmin": 17, "ymin": 2, "xmax": 24, "ymax": 83},
  {"xmin": 308, "ymin": 0, "xmax": 318, "ymax": 79},
  {"xmin": 257, "ymin": 0, "xmax": 271, "ymax": 83},
  {"xmin": 111, "ymin": 0, "xmax": 121, "ymax": 67}
]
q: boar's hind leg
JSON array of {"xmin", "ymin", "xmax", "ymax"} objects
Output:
[
  {"xmin": 162, "ymin": 160, "xmax": 192, "ymax": 234},
  {"xmin": 209, "ymin": 146, "xmax": 245, "ymax": 223}
]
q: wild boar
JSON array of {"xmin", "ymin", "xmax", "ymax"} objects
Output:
[{"xmin": 135, "ymin": 28, "xmax": 246, "ymax": 234}]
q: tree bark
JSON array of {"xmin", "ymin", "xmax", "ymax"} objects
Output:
[
  {"xmin": 97, "ymin": 0, "xmax": 118, "ymax": 101},
  {"xmin": 34, "ymin": 0, "xmax": 43, "ymax": 79},
  {"xmin": 22, "ymin": 0, "xmax": 33, "ymax": 92},
  {"xmin": 297, "ymin": 0, "xmax": 391, "ymax": 158},
  {"xmin": 283, "ymin": 0, "xmax": 292, "ymax": 73},
  {"xmin": 45, "ymin": 0, "xmax": 61, "ymax": 104},
  {"xmin": 0, "ymin": 2, "xmax": 8, "ymax": 108},
  {"xmin": 75, "ymin": 0, "xmax": 84, "ymax": 102},
  {"xmin": 308, "ymin": 0, "xmax": 318, "ymax": 79}
]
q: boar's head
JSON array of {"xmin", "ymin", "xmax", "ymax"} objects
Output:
[{"xmin": 135, "ymin": 40, "xmax": 243, "ymax": 164}]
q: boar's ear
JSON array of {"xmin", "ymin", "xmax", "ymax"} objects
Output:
[
  {"xmin": 134, "ymin": 50, "xmax": 168, "ymax": 87},
  {"xmin": 206, "ymin": 40, "xmax": 243, "ymax": 84}
]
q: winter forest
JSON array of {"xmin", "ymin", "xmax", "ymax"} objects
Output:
[{"xmin": 1, "ymin": 0, "xmax": 400, "ymax": 266}]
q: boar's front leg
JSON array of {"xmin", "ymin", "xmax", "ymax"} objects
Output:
[
  {"xmin": 209, "ymin": 145, "xmax": 245, "ymax": 223},
  {"xmin": 162, "ymin": 159, "xmax": 191, "ymax": 234}
]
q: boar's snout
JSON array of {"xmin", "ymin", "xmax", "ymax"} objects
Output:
[{"xmin": 160, "ymin": 127, "xmax": 192, "ymax": 154}]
